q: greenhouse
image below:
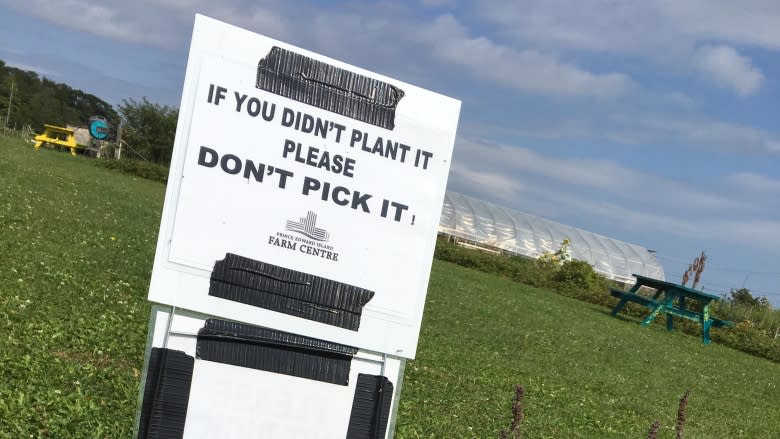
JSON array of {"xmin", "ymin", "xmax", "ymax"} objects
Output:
[{"xmin": 439, "ymin": 191, "xmax": 665, "ymax": 284}]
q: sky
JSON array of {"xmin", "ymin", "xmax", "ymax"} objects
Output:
[{"xmin": 1, "ymin": 0, "xmax": 779, "ymax": 305}]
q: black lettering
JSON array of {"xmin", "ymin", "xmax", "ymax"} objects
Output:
[
  {"xmin": 330, "ymin": 154, "xmax": 342, "ymax": 174},
  {"xmin": 243, "ymin": 160, "xmax": 264, "ymax": 182},
  {"xmin": 398, "ymin": 143, "xmax": 411, "ymax": 162},
  {"xmin": 332, "ymin": 186, "xmax": 350, "ymax": 206},
  {"xmin": 351, "ymin": 192, "xmax": 372, "ymax": 213},
  {"xmin": 302, "ymin": 176, "xmax": 320, "ymax": 195},
  {"xmin": 332, "ymin": 123, "xmax": 346, "ymax": 143},
  {"xmin": 306, "ymin": 146, "xmax": 320, "ymax": 167},
  {"xmin": 314, "ymin": 119, "xmax": 328, "ymax": 139},
  {"xmin": 372, "ymin": 137, "xmax": 384, "ymax": 155},
  {"xmin": 262, "ymin": 102, "xmax": 275, "ymax": 121},
  {"xmin": 215, "ymin": 86, "xmax": 227, "ymax": 105},
  {"xmin": 198, "ymin": 146, "xmax": 219, "ymax": 168},
  {"xmin": 422, "ymin": 150, "xmax": 433, "ymax": 169},
  {"xmin": 343, "ymin": 158, "xmax": 355, "ymax": 178},
  {"xmin": 281, "ymin": 107, "xmax": 295, "ymax": 127},
  {"xmin": 274, "ymin": 168, "xmax": 293, "ymax": 189},
  {"xmin": 234, "ymin": 92, "xmax": 247, "ymax": 112},
  {"xmin": 301, "ymin": 114, "xmax": 314, "ymax": 133},
  {"xmin": 282, "ymin": 139, "xmax": 296, "ymax": 159},
  {"xmin": 385, "ymin": 140, "xmax": 398, "ymax": 160},
  {"xmin": 317, "ymin": 150, "xmax": 331, "ymax": 171},
  {"xmin": 350, "ymin": 129, "xmax": 363, "ymax": 148},
  {"xmin": 247, "ymin": 97, "xmax": 261, "ymax": 117},
  {"xmin": 221, "ymin": 154, "xmax": 242, "ymax": 175},
  {"xmin": 391, "ymin": 201, "xmax": 408, "ymax": 221}
]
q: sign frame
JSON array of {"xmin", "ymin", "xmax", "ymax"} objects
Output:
[{"xmin": 147, "ymin": 14, "xmax": 461, "ymax": 358}]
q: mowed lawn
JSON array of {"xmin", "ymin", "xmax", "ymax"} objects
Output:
[
  {"xmin": 1, "ymin": 137, "xmax": 779, "ymax": 438},
  {"xmin": 396, "ymin": 264, "xmax": 779, "ymax": 438},
  {"xmin": 0, "ymin": 138, "xmax": 162, "ymax": 437}
]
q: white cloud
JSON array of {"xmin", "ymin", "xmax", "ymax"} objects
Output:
[
  {"xmin": 449, "ymin": 162, "xmax": 523, "ymax": 203},
  {"xmin": 420, "ymin": 0, "xmax": 455, "ymax": 7},
  {"xmin": 418, "ymin": 15, "xmax": 633, "ymax": 97},
  {"xmin": 633, "ymin": 116, "xmax": 780, "ymax": 154},
  {"xmin": 2, "ymin": 0, "xmax": 290, "ymax": 49},
  {"xmin": 452, "ymin": 137, "xmax": 744, "ymax": 212},
  {"xmin": 4, "ymin": 0, "xmax": 179, "ymax": 48},
  {"xmin": 476, "ymin": 0, "xmax": 775, "ymax": 96},
  {"xmin": 448, "ymin": 137, "xmax": 780, "ymax": 253},
  {"xmin": 693, "ymin": 45, "xmax": 764, "ymax": 96},
  {"xmin": 727, "ymin": 172, "xmax": 780, "ymax": 191},
  {"xmin": 479, "ymin": 0, "xmax": 780, "ymax": 53},
  {"xmin": 557, "ymin": 195, "xmax": 780, "ymax": 253}
]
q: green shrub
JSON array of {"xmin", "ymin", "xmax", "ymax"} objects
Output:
[
  {"xmin": 433, "ymin": 236, "xmax": 780, "ymax": 363},
  {"xmin": 552, "ymin": 259, "xmax": 608, "ymax": 294},
  {"xmin": 94, "ymin": 158, "xmax": 169, "ymax": 183}
]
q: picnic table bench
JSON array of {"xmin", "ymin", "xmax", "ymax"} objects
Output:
[{"xmin": 610, "ymin": 274, "xmax": 733, "ymax": 344}]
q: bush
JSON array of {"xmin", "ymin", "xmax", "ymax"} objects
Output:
[
  {"xmin": 552, "ymin": 259, "xmax": 608, "ymax": 295},
  {"xmin": 433, "ymin": 237, "xmax": 780, "ymax": 363},
  {"xmin": 94, "ymin": 158, "xmax": 169, "ymax": 183}
]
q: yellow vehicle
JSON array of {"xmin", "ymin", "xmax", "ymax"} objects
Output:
[{"xmin": 34, "ymin": 124, "xmax": 80, "ymax": 155}]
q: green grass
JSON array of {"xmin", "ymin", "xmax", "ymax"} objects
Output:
[
  {"xmin": 0, "ymin": 137, "xmax": 162, "ymax": 437},
  {"xmin": 395, "ymin": 263, "xmax": 780, "ymax": 438},
  {"xmin": 2, "ymin": 136, "xmax": 779, "ymax": 438}
]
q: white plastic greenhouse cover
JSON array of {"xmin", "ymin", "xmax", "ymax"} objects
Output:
[{"xmin": 439, "ymin": 191, "xmax": 665, "ymax": 283}]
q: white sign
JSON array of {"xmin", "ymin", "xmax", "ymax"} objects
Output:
[{"xmin": 148, "ymin": 14, "xmax": 460, "ymax": 358}]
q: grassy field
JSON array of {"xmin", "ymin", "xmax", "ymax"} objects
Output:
[
  {"xmin": 0, "ymin": 138, "xmax": 161, "ymax": 437},
  {"xmin": 2, "ymin": 136, "xmax": 779, "ymax": 438},
  {"xmin": 398, "ymin": 264, "xmax": 779, "ymax": 438}
]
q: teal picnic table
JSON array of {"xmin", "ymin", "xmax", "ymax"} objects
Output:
[{"xmin": 610, "ymin": 274, "xmax": 733, "ymax": 344}]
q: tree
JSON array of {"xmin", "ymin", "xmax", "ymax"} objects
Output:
[
  {"xmin": 118, "ymin": 97, "xmax": 178, "ymax": 165},
  {"xmin": 0, "ymin": 59, "xmax": 117, "ymax": 130},
  {"xmin": 729, "ymin": 288, "xmax": 771, "ymax": 308}
]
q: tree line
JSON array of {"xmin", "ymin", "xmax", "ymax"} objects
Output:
[{"xmin": 0, "ymin": 59, "xmax": 178, "ymax": 166}]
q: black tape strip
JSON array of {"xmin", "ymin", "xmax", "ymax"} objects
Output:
[
  {"xmin": 138, "ymin": 348, "xmax": 194, "ymax": 439},
  {"xmin": 346, "ymin": 374, "xmax": 394, "ymax": 439},
  {"xmin": 208, "ymin": 253, "xmax": 374, "ymax": 331},
  {"xmin": 196, "ymin": 318, "xmax": 357, "ymax": 385},
  {"xmin": 257, "ymin": 46, "xmax": 405, "ymax": 130}
]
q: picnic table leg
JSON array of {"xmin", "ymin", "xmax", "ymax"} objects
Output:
[
  {"xmin": 610, "ymin": 298, "xmax": 629, "ymax": 316},
  {"xmin": 667, "ymin": 296, "xmax": 685, "ymax": 332},
  {"xmin": 641, "ymin": 303, "xmax": 665, "ymax": 327}
]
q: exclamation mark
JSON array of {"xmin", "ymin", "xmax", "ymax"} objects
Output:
[{"xmin": 411, "ymin": 215, "xmax": 416, "ymax": 225}]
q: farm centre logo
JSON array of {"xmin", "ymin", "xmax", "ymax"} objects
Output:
[
  {"xmin": 286, "ymin": 211, "xmax": 329, "ymax": 241},
  {"xmin": 269, "ymin": 211, "xmax": 339, "ymax": 261}
]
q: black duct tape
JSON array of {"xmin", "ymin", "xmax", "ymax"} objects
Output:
[
  {"xmin": 138, "ymin": 348, "xmax": 194, "ymax": 439},
  {"xmin": 257, "ymin": 46, "xmax": 404, "ymax": 130},
  {"xmin": 346, "ymin": 374, "xmax": 394, "ymax": 439},
  {"xmin": 209, "ymin": 253, "xmax": 374, "ymax": 331},
  {"xmin": 196, "ymin": 318, "xmax": 358, "ymax": 385}
]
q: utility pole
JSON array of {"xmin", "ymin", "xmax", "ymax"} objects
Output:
[{"xmin": 4, "ymin": 75, "xmax": 14, "ymax": 130}]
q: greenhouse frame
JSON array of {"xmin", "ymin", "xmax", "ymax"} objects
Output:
[{"xmin": 439, "ymin": 191, "xmax": 665, "ymax": 284}]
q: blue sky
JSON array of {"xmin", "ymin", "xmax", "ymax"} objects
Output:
[{"xmin": 2, "ymin": 0, "xmax": 779, "ymax": 305}]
